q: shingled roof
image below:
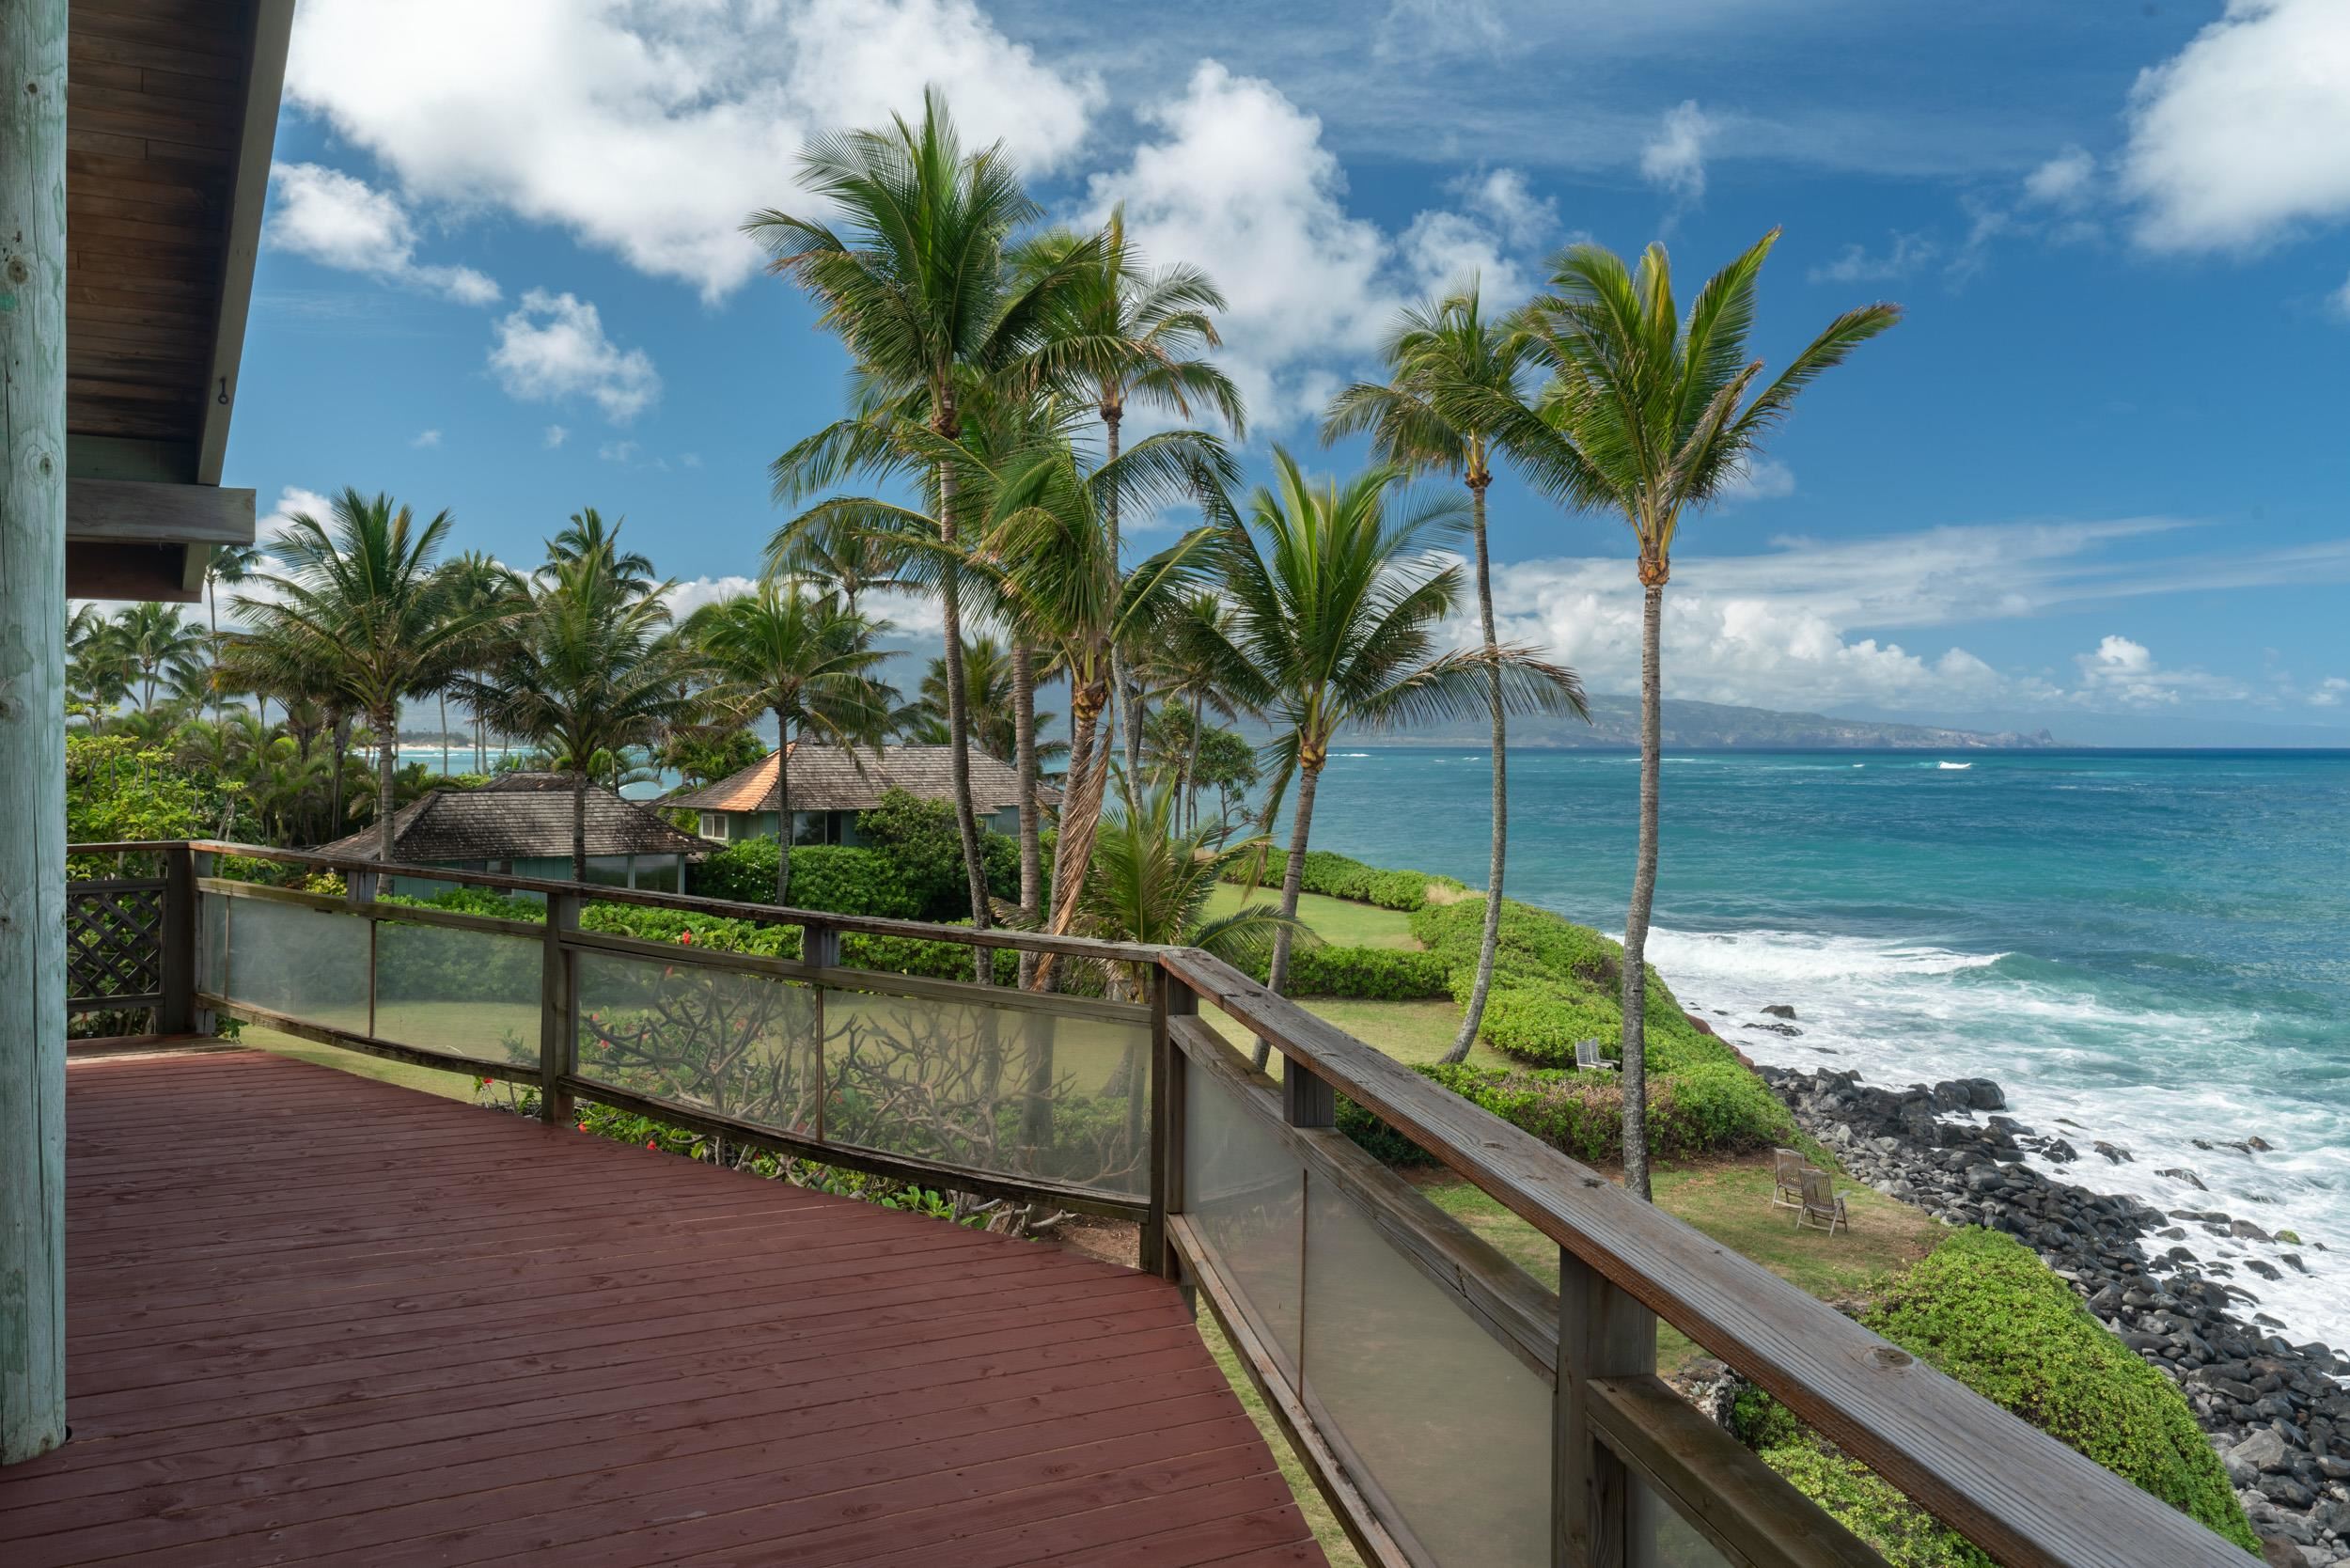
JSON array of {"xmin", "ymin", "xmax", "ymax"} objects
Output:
[
  {"xmin": 666, "ymin": 744, "xmax": 1042, "ymax": 815},
  {"xmin": 322, "ymin": 774, "xmax": 714, "ymax": 863}
]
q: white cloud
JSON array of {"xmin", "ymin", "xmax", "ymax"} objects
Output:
[
  {"xmin": 410, "ymin": 428, "xmax": 442, "ymax": 448},
  {"xmin": 1809, "ymin": 231, "xmax": 1937, "ymax": 285},
  {"xmin": 489, "ymin": 290, "xmax": 661, "ymax": 423},
  {"xmin": 266, "ymin": 162, "xmax": 500, "ymax": 305},
  {"xmin": 2023, "ymin": 146, "xmax": 2096, "ymax": 211},
  {"xmin": 2122, "ymin": 0, "xmax": 2350, "ymax": 253},
  {"xmin": 665, "ymin": 574, "xmax": 946, "ymax": 640},
  {"xmin": 1468, "ymin": 517, "xmax": 2350, "ymax": 715},
  {"xmin": 2309, "ymin": 676, "xmax": 2350, "ymax": 708},
  {"xmin": 544, "ymin": 424, "xmax": 569, "ymax": 449},
  {"xmin": 1639, "ymin": 100, "xmax": 1711, "ymax": 205},
  {"xmin": 258, "ymin": 484, "xmax": 333, "ymax": 542},
  {"xmin": 1089, "ymin": 64, "xmax": 1547, "ymax": 430},
  {"xmin": 283, "ymin": 0, "xmax": 1102, "ymax": 302},
  {"xmin": 682, "ymin": 452, "xmax": 703, "ymax": 468},
  {"xmin": 2074, "ymin": 635, "xmax": 2248, "ymax": 707},
  {"xmin": 598, "ymin": 439, "xmax": 641, "ymax": 464},
  {"xmin": 1716, "ymin": 456, "xmax": 1796, "ymax": 507}
]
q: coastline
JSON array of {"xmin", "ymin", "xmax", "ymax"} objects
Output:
[{"xmin": 1749, "ymin": 1056, "xmax": 2350, "ymax": 1562}]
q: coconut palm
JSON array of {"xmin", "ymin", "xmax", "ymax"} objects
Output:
[
  {"xmin": 1136, "ymin": 591, "xmax": 1250, "ymax": 831},
  {"xmin": 1075, "ymin": 778, "xmax": 1301, "ymax": 1001},
  {"xmin": 546, "ymin": 506, "xmax": 654, "ymax": 596},
  {"xmin": 906, "ymin": 636, "xmax": 1020, "ymax": 761},
  {"xmin": 200, "ymin": 541, "xmax": 262, "ymax": 724},
  {"xmin": 66, "ymin": 604, "xmax": 131, "ymax": 717},
  {"xmin": 462, "ymin": 548, "xmax": 705, "ymax": 881},
  {"xmin": 746, "ymin": 86, "xmax": 1103, "ymax": 977},
  {"xmin": 437, "ymin": 551, "xmax": 521, "ymax": 773},
  {"xmin": 770, "ymin": 512, "xmax": 912, "ymax": 616},
  {"xmin": 686, "ymin": 582, "xmax": 898, "ymax": 902},
  {"xmin": 1012, "ymin": 207, "xmax": 1246, "ymax": 777},
  {"xmin": 240, "ymin": 490, "xmax": 506, "ymax": 864},
  {"xmin": 1210, "ymin": 448, "xmax": 1587, "ymax": 1068},
  {"xmin": 1502, "ymin": 231, "xmax": 1899, "ymax": 1199},
  {"xmin": 1324, "ymin": 280, "xmax": 1548, "ymax": 1065},
  {"xmin": 105, "ymin": 603, "xmax": 210, "ymax": 716}
]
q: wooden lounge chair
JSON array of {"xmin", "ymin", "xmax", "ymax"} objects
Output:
[
  {"xmin": 1770, "ymin": 1148, "xmax": 1810, "ymax": 1212},
  {"xmin": 1795, "ymin": 1168, "xmax": 1848, "ymax": 1236},
  {"xmin": 1574, "ymin": 1037, "xmax": 1616, "ymax": 1073}
]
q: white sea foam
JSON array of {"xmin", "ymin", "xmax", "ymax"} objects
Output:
[
  {"xmin": 1640, "ymin": 924, "xmax": 2350, "ymax": 1351},
  {"xmin": 1936, "ymin": 761, "xmax": 1972, "ymax": 771},
  {"xmin": 1337, "ymin": 752, "xmax": 1371, "ymax": 759}
]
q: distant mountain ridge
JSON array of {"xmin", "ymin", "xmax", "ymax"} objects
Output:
[{"xmin": 1366, "ymin": 695, "xmax": 2061, "ymax": 751}]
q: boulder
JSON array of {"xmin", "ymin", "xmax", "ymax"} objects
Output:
[
  {"xmin": 1762, "ymin": 1003, "xmax": 1798, "ymax": 1020},
  {"xmin": 2232, "ymin": 1428, "xmax": 2291, "ymax": 1476},
  {"xmin": 2160, "ymin": 1168, "xmax": 2209, "ymax": 1191}
]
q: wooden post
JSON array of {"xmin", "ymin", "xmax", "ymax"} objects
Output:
[
  {"xmin": 801, "ymin": 918, "xmax": 838, "ymax": 970},
  {"xmin": 156, "ymin": 846, "xmax": 197, "ymax": 1037},
  {"xmin": 1555, "ymin": 1249, "xmax": 1657, "ymax": 1568},
  {"xmin": 0, "ymin": 0, "xmax": 69, "ymax": 1467},
  {"xmin": 191, "ymin": 850, "xmax": 217, "ymax": 1036},
  {"xmin": 540, "ymin": 890, "xmax": 579, "ymax": 1124},
  {"xmin": 1282, "ymin": 1055, "xmax": 1335, "ymax": 1130},
  {"xmin": 1145, "ymin": 965, "xmax": 1193, "ymax": 1280}
]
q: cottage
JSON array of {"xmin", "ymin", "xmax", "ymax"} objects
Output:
[
  {"xmin": 666, "ymin": 743, "xmax": 1037, "ymax": 846},
  {"xmin": 321, "ymin": 772, "xmax": 714, "ymax": 895}
]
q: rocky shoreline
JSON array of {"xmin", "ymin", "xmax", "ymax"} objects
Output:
[{"xmin": 1755, "ymin": 1058, "xmax": 2350, "ymax": 1566}]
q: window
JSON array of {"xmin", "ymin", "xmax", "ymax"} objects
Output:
[{"xmin": 700, "ymin": 812, "xmax": 730, "ymax": 840}]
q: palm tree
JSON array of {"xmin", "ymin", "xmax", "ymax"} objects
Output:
[
  {"xmin": 1505, "ymin": 232, "xmax": 1899, "ymax": 1199},
  {"xmin": 462, "ymin": 548, "xmax": 705, "ymax": 881},
  {"xmin": 1012, "ymin": 207, "xmax": 1246, "ymax": 778},
  {"xmin": 1136, "ymin": 590, "xmax": 1248, "ymax": 831},
  {"xmin": 686, "ymin": 582, "xmax": 897, "ymax": 902},
  {"xmin": 66, "ymin": 604, "xmax": 130, "ymax": 717},
  {"xmin": 240, "ymin": 491, "xmax": 505, "ymax": 864},
  {"xmin": 1075, "ymin": 778, "xmax": 1300, "ymax": 1001},
  {"xmin": 1325, "ymin": 280, "xmax": 1547, "ymax": 1065},
  {"xmin": 105, "ymin": 603, "xmax": 209, "ymax": 716},
  {"xmin": 546, "ymin": 506, "xmax": 655, "ymax": 595},
  {"xmin": 436, "ymin": 551, "xmax": 521, "ymax": 772},
  {"xmin": 769, "ymin": 512, "xmax": 911, "ymax": 615},
  {"xmin": 200, "ymin": 541, "xmax": 262, "ymax": 724},
  {"xmin": 907, "ymin": 635, "xmax": 1019, "ymax": 760},
  {"xmin": 746, "ymin": 86, "xmax": 1102, "ymax": 979},
  {"xmin": 1211, "ymin": 448, "xmax": 1587, "ymax": 1068}
]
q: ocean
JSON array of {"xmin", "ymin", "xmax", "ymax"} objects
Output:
[{"xmin": 1293, "ymin": 748, "xmax": 2350, "ymax": 1352}]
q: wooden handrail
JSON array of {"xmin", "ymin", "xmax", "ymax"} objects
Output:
[
  {"xmin": 1155, "ymin": 947, "xmax": 2246, "ymax": 1568},
  {"xmin": 188, "ymin": 839, "xmax": 1166, "ymax": 963}
]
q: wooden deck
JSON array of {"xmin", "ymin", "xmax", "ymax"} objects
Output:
[{"xmin": 0, "ymin": 1049, "xmax": 1326, "ymax": 1567}]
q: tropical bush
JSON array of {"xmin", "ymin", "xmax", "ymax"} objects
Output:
[
  {"xmin": 1221, "ymin": 846, "xmax": 1457, "ymax": 912},
  {"xmin": 1264, "ymin": 943, "xmax": 1450, "ymax": 1000},
  {"xmin": 1340, "ymin": 1058, "xmax": 1789, "ymax": 1167},
  {"xmin": 691, "ymin": 839, "xmax": 919, "ymax": 917},
  {"xmin": 850, "ymin": 789, "xmax": 1019, "ymax": 919},
  {"xmin": 1737, "ymin": 1229, "xmax": 2259, "ymax": 1563}
]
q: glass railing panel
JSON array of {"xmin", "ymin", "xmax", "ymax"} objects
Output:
[
  {"xmin": 196, "ymin": 891, "xmax": 225, "ymax": 997},
  {"xmin": 1302, "ymin": 1176, "xmax": 1555, "ymax": 1568},
  {"xmin": 1630, "ymin": 1474, "xmax": 1736, "ymax": 1568},
  {"xmin": 374, "ymin": 920, "xmax": 541, "ymax": 1066},
  {"xmin": 574, "ymin": 950, "xmax": 820, "ymax": 1134},
  {"xmin": 821, "ymin": 991, "xmax": 1151, "ymax": 1198},
  {"xmin": 220, "ymin": 895, "xmax": 369, "ymax": 1034},
  {"xmin": 1183, "ymin": 1065, "xmax": 1305, "ymax": 1378}
]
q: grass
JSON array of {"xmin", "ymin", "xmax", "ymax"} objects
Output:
[
  {"xmin": 1202, "ymin": 883, "xmax": 1420, "ymax": 949},
  {"xmin": 1421, "ymin": 1157, "xmax": 1943, "ymax": 1376},
  {"xmin": 1198, "ymin": 994, "xmax": 1517, "ymax": 1074},
  {"xmin": 1194, "ymin": 1303, "xmax": 1368, "ymax": 1568}
]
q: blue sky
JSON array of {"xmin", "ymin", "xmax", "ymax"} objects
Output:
[{"xmin": 221, "ymin": 0, "xmax": 2350, "ymax": 743}]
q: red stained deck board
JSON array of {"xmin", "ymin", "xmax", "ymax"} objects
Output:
[{"xmin": 0, "ymin": 1050, "xmax": 1328, "ymax": 1567}]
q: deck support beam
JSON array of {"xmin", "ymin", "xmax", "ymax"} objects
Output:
[{"xmin": 0, "ymin": 0, "xmax": 70, "ymax": 1468}]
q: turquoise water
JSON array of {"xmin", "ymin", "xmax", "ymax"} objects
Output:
[{"xmin": 1298, "ymin": 748, "xmax": 2350, "ymax": 1347}]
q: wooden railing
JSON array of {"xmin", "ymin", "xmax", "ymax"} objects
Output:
[{"xmin": 64, "ymin": 840, "xmax": 2253, "ymax": 1568}]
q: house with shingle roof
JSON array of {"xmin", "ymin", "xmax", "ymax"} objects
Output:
[
  {"xmin": 666, "ymin": 744, "xmax": 1041, "ymax": 846},
  {"xmin": 322, "ymin": 772, "xmax": 716, "ymax": 895}
]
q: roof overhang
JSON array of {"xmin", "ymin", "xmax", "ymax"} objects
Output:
[{"xmin": 63, "ymin": 0, "xmax": 293, "ymax": 603}]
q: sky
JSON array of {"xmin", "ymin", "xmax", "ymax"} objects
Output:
[{"xmin": 214, "ymin": 0, "xmax": 2350, "ymax": 745}]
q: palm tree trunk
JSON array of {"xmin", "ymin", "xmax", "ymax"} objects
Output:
[
  {"xmin": 1102, "ymin": 405, "xmax": 1146, "ymax": 788},
  {"xmin": 206, "ymin": 591, "xmax": 222, "ymax": 727},
  {"xmin": 1620, "ymin": 579, "xmax": 1664, "ymax": 1201},
  {"xmin": 1256, "ymin": 754, "xmax": 1322, "ymax": 1071},
  {"xmin": 328, "ymin": 715, "xmax": 350, "ymax": 842},
  {"xmin": 572, "ymin": 769, "xmax": 589, "ymax": 883},
  {"xmin": 1446, "ymin": 475, "xmax": 1507, "ymax": 1065},
  {"xmin": 1180, "ymin": 692, "xmax": 1203, "ymax": 832},
  {"xmin": 376, "ymin": 704, "xmax": 400, "ymax": 865},
  {"xmin": 1010, "ymin": 643, "xmax": 1042, "ymax": 989},
  {"xmin": 933, "ymin": 421, "xmax": 992, "ymax": 984},
  {"xmin": 1031, "ymin": 680, "xmax": 1112, "ymax": 992},
  {"xmin": 775, "ymin": 713, "xmax": 793, "ymax": 905},
  {"xmin": 439, "ymin": 693, "xmax": 449, "ymax": 777}
]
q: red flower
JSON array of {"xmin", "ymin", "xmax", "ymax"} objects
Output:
[
  {"xmin": 680, "ymin": 930, "xmax": 694, "ymax": 946},
  {"xmin": 646, "ymin": 1139, "xmax": 657, "ymax": 1151},
  {"xmin": 576, "ymin": 1122, "xmax": 588, "ymax": 1133}
]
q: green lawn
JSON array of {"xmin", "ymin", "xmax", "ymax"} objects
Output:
[
  {"xmin": 240, "ymin": 1024, "xmax": 484, "ymax": 1101},
  {"xmin": 1201, "ymin": 883, "xmax": 1420, "ymax": 949},
  {"xmin": 1421, "ymin": 1159, "xmax": 1943, "ymax": 1375}
]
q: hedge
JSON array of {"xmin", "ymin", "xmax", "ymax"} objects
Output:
[
  {"xmin": 1269, "ymin": 944, "xmax": 1450, "ymax": 1000},
  {"xmin": 688, "ymin": 839, "xmax": 919, "ymax": 917},
  {"xmin": 1221, "ymin": 847, "xmax": 1460, "ymax": 913},
  {"xmin": 1340, "ymin": 1058, "xmax": 1789, "ymax": 1168},
  {"xmin": 1737, "ymin": 1229, "xmax": 2259, "ymax": 1563}
]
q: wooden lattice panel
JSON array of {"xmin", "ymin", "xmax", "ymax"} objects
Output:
[{"xmin": 65, "ymin": 883, "xmax": 164, "ymax": 1007}]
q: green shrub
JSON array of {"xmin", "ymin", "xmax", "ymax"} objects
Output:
[
  {"xmin": 1740, "ymin": 1230, "xmax": 2259, "ymax": 1565},
  {"xmin": 689, "ymin": 839, "xmax": 919, "ymax": 917},
  {"xmin": 1277, "ymin": 944, "xmax": 1450, "ymax": 1000},
  {"xmin": 1364, "ymin": 867, "xmax": 1436, "ymax": 910},
  {"xmin": 1340, "ymin": 1059, "xmax": 1789, "ymax": 1168},
  {"xmin": 851, "ymin": 789, "xmax": 1018, "ymax": 919}
]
